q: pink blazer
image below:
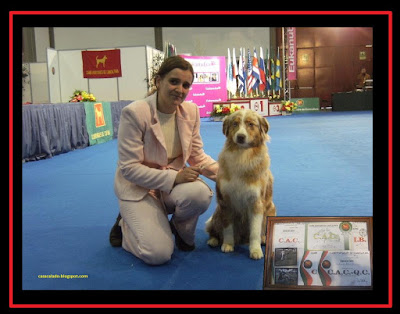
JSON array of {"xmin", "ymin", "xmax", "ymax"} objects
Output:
[{"xmin": 114, "ymin": 92, "xmax": 218, "ymax": 201}]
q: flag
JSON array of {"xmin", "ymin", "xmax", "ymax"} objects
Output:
[
  {"xmin": 270, "ymin": 52, "xmax": 275, "ymax": 94},
  {"xmin": 266, "ymin": 49, "xmax": 271, "ymax": 95},
  {"xmin": 83, "ymin": 102, "xmax": 113, "ymax": 145},
  {"xmin": 246, "ymin": 48, "xmax": 254, "ymax": 93},
  {"xmin": 165, "ymin": 42, "xmax": 177, "ymax": 57},
  {"xmin": 165, "ymin": 42, "xmax": 170, "ymax": 57},
  {"xmin": 232, "ymin": 48, "xmax": 238, "ymax": 96},
  {"xmin": 242, "ymin": 48, "xmax": 247, "ymax": 96},
  {"xmin": 232, "ymin": 48, "xmax": 238, "ymax": 80},
  {"xmin": 275, "ymin": 47, "xmax": 281, "ymax": 93},
  {"xmin": 238, "ymin": 48, "xmax": 245, "ymax": 95},
  {"xmin": 226, "ymin": 48, "xmax": 232, "ymax": 93},
  {"xmin": 259, "ymin": 47, "xmax": 266, "ymax": 92},
  {"xmin": 251, "ymin": 48, "xmax": 260, "ymax": 91},
  {"xmin": 226, "ymin": 48, "xmax": 237, "ymax": 96},
  {"xmin": 82, "ymin": 49, "xmax": 122, "ymax": 79}
]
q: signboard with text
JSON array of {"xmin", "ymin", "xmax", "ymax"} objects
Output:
[
  {"xmin": 181, "ymin": 55, "xmax": 227, "ymax": 117},
  {"xmin": 287, "ymin": 27, "xmax": 297, "ymax": 81}
]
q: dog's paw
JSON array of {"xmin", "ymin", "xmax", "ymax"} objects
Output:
[
  {"xmin": 221, "ymin": 243, "xmax": 234, "ymax": 253},
  {"xmin": 249, "ymin": 247, "xmax": 264, "ymax": 260},
  {"xmin": 207, "ymin": 237, "xmax": 219, "ymax": 247}
]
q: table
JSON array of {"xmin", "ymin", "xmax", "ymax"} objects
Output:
[
  {"xmin": 332, "ymin": 91, "xmax": 373, "ymax": 111},
  {"xmin": 22, "ymin": 100, "xmax": 131, "ymax": 161}
]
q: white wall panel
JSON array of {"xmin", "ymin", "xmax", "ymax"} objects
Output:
[
  {"xmin": 29, "ymin": 63, "xmax": 49, "ymax": 103},
  {"xmin": 118, "ymin": 46, "xmax": 148, "ymax": 101},
  {"xmin": 47, "ymin": 48, "xmax": 61, "ymax": 103},
  {"xmin": 58, "ymin": 50, "xmax": 88, "ymax": 102},
  {"xmin": 89, "ymin": 77, "xmax": 118, "ymax": 102}
]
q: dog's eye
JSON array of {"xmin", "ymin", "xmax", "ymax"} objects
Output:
[
  {"xmin": 232, "ymin": 122, "xmax": 238, "ymax": 127},
  {"xmin": 248, "ymin": 122, "xmax": 254, "ymax": 127}
]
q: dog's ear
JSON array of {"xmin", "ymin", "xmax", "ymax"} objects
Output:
[
  {"xmin": 222, "ymin": 115, "xmax": 230, "ymax": 137},
  {"xmin": 259, "ymin": 116, "xmax": 271, "ymax": 142},
  {"xmin": 258, "ymin": 116, "xmax": 269, "ymax": 134}
]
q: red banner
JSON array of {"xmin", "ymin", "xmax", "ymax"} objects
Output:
[
  {"xmin": 287, "ymin": 27, "xmax": 297, "ymax": 81},
  {"xmin": 82, "ymin": 49, "xmax": 122, "ymax": 78}
]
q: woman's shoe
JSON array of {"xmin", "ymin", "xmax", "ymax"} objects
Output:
[
  {"xmin": 169, "ymin": 221, "xmax": 195, "ymax": 252},
  {"xmin": 109, "ymin": 213, "xmax": 122, "ymax": 247}
]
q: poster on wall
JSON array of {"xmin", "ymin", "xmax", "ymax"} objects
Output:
[{"xmin": 181, "ymin": 55, "xmax": 227, "ymax": 117}]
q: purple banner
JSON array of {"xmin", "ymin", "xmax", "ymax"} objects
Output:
[
  {"xmin": 181, "ymin": 55, "xmax": 227, "ymax": 117},
  {"xmin": 287, "ymin": 27, "xmax": 297, "ymax": 81}
]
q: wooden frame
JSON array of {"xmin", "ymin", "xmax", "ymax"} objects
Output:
[{"xmin": 263, "ymin": 217, "xmax": 373, "ymax": 290}]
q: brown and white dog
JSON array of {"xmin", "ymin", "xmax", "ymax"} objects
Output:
[{"xmin": 205, "ymin": 109, "xmax": 276, "ymax": 259}]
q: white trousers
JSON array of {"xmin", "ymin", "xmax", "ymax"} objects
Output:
[{"xmin": 118, "ymin": 179, "xmax": 213, "ymax": 265}]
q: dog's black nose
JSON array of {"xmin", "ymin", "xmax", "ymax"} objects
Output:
[{"xmin": 236, "ymin": 134, "xmax": 246, "ymax": 143}]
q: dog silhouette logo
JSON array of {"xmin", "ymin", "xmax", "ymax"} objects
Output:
[
  {"xmin": 94, "ymin": 103, "xmax": 106, "ymax": 127},
  {"xmin": 96, "ymin": 55, "xmax": 108, "ymax": 68}
]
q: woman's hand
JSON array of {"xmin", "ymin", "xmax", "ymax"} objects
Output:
[{"xmin": 174, "ymin": 167, "xmax": 201, "ymax": 185}]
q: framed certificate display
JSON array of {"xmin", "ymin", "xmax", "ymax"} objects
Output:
[{"xmin": 263, "ymin": 217, "xmax": 373, "ymax": 290}]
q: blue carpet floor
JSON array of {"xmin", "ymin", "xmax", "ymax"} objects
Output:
[{"xmin": 21, "ymin": 111, "xmax": 373, "ymax": 290}]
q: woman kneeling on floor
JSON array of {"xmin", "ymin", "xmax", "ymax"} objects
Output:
[{"xmin": 109, "ymin": 56, "xmax": 219, "ymax": 265}]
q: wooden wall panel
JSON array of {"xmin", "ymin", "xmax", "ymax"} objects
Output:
[
  {"xmin": 277, "ymin": 27, "xmax": 373, "ymax": 101},
  {"xmin": 316, "ymin": 67, "xmax": 333, "ymax": 97},
  {"xmin": 297, "ymin": 48, "xmax": 314, "ymax": 68},
  {"xmin": 296, "ymin": 27, "xmax": 315, "ymax": 48},
  {"xmin": 333, "ymin": 46, "xmax": 354, "ymax": 92}
]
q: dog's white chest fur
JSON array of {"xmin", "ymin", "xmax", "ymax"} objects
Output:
[
  {"xmin": 218, "ymin": 148, "xmax": 266, "ymax": 210},
  {"xmin": 220, "ymin": 176, "xmax": 260, "ymax": 210}
]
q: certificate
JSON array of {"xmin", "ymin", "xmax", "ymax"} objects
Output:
[
  {"xmin": 306, "ymin": 222, "xmax": 347, "ymax": 250},
  {"xmin": 318, "ymin": 251, "xmax": 371, "ymax": 286},
  {"xmin": 272, "ymin": 222, "xmax": 306, "ymax": 249},
  {"xmin": 264, "ymin": 217, "xmax": 373, "ymax": 290}
]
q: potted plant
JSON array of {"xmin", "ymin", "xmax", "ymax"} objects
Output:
[
  {"xmin": 280, "ymin": 100, "xmax": 297, "ymax": 115},
  {"xmin": 69, "ymin": 90, "xmax": 96, "ymax": 102},
  {"xmin": 210, "ymin": 104, "xmax": 241, "ymax": 121}
]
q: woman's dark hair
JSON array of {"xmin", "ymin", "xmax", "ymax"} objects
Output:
[
  {"xmin": 147, "ymin": 56, "xmax": 194, "ymax": 96},
  {"xmin": 154, "ymin": 55, "xmax": 194, "ymax": 84}
]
